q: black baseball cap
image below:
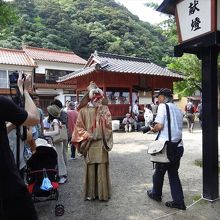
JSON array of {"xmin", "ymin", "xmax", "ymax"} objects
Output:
[{"xmin": 156, "ymin": 88, "xmax": 173, "ymax": 97}]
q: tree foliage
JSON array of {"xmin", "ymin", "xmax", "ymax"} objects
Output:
[
  {"xmin": 163, "ymin": 54, "xmax": 202, "ymax": 96},
  {"xmin": 144, "ymin": 1, "xmax": 203, "ymax": 96},
  {"xmin": 1, "ymin": 0, "xmax": 207, "ymax": 96},
  {"xmin": 0, "ymin": 0, "xmax": 17, "ymax": 27},
  {"xmin": 0, "ymin": 0, "xmax": 172, "ymax": 65},
  {"xmin": 0, "ymin": 0, "xmax": 17, "ymax": 39}
]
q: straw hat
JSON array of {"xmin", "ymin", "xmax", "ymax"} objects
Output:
[{"xmin": 47, "ymin": 104, "xmax": 61, "ymax": 118}]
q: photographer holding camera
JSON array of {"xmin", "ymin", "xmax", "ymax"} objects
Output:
[
  {"xmin": 0, "ymin": 72, "xmax": 40, "ymax": 219},
  {"xmin": 146, "ymin": 88, "xmax": 186, "ymax": 210}
]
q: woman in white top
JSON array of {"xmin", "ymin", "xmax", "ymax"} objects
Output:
[
  {"xmin": 44, "ymin": 105, "xmax": 67, "ymax": 184},
  {"xmin": 144, "ymin": 104, "xmax": 153, "ymax": 127}
]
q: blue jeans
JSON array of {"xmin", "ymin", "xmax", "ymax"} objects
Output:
[{"xmin": 152, "ymin": 147, "xmax": 184, "ymax": 205}]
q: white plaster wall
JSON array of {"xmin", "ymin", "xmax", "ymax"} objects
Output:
[
  {"xmin": 0, "ymin": 64, "xmax": 34, "ymax": 88},
  {"xmin": 0, "ymin": 64, "xmax": 34, "ymax": 74},
  {"xmin": 35, "ymin": 60, "xmax": 84, "ymax": 74},
  {"xmin": 35, "ymin": 88, "xmax": 62, "ymax": 96},
  {"xmin": 54, "ymin": 90, "xmax": 66, "ymax": 105}
]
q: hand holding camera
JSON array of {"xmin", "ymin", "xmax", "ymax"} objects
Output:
[
  {"xmin": 17, "ymin": 72, "xmax": 31, "ymax": 95},
  {"xmin": 140, "ymin": 125, "xmax": 152, "ymax": 134}
]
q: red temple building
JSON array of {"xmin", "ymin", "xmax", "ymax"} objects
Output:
[{"xmin": 58, "ymin": 51, "xmax": 183, "ymax": 119}]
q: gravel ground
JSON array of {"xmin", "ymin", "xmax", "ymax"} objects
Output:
[{"xmin": 35, "ymin": 125, "xmax": 220, "ymax": 220}]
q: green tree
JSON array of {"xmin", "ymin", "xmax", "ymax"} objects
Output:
[
  {"xmin": 163, "ymin": 54, "xmax": 202, "ymax": 96},
  {"xmin": 0, "ymin": 0, "xmax": 171, "ymax": 64},
  {"xmin": 144, "ymin": 1, "xmax": 203, "ymax": 95},
  {"xmin": 0, "ymin": 0, "xmax": 17, "ymax": 39},
  {"xmin": 0, "ymin": 0, "xmax": 17, "ymax": 27}
]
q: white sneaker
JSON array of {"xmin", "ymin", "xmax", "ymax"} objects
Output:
[
  {"xmin": 59, "ymin": 177, "xmax": 67, "ymax": 184},
  {"xmin": 77, "ymin": 152, "xmax": 83, "ymax": 157},
  {"xmin": 70, "ymin": 157, "xmax": 76, "ymax": 160}
]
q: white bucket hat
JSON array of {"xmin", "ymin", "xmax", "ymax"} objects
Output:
[{"xmin": 35, "ymin": 138, "xmax": 52, "ymax": 148}]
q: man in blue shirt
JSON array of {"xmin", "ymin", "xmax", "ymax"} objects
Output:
[{"xmin": 147, "ymin": 88, "xmax": 186, "ymax": 210}]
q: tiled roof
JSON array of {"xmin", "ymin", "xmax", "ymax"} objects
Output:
[
  {"xmin": 58, "ymin": 51, "xmax": 183, "ymax": 82},
  {"xmin": 0, "ymin": 48, "xmax": 35, "ymax": 67},
  {"xmin": 57, "ymin": 66, "xmax": 96, "ymax": 82},
  {"xmin": 34, "ymin": 83, "xmax": 76, "ymax": 89},
  {"xmin": 23, "ymin": 46, "xmax": 87, "ymax": 65}
]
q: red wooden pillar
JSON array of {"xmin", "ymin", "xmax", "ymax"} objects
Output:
[
  {"xmin": 151, "ymin": 89, "xmax": 154, "ymax": 103},
  {"xmin": 102, "ymin": 71, "xmax": 106, "ymax": 95},
  {"xmin": 129, "ymin": 86, "xmax": 132, "ymax": 113},
  {"xmin": 151, "ymin": 77, "xmax": 155, "ymax": 103},
  {"xmin": 76, "ymin": 90, "xmax": 79, "ymax": 102}
]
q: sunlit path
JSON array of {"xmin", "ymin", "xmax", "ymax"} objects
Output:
[{"xmin": 35, "ymin": 127, "xmax": 220, "ymax": 220}]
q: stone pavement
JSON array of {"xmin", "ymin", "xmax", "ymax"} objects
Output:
[{"xmin": 35, "ymin": 125, "xmax": 220, "ymax": 220}]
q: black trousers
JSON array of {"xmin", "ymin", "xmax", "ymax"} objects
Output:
[
  {"xmin": 151, "ymin": 147, "xmax": 185, "ymax": 205},
  {"xmin": 68, "ymin": 137, "xmax": 76, "ymax": 158},
  {"xmin": 0, "ymin": 191, "xmax": 38, "ymax": 220}
]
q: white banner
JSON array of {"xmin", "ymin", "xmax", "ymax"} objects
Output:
[{"xmin": 177, "ymin": 0, "xmax": 212, "ymax": 42}]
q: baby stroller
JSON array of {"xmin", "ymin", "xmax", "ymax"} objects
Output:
[{"xmin": 26, "ymin": 138, "xmax": 64, "ymax": 216}]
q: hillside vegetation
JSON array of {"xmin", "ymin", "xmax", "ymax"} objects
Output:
[{"xmin": 0, "ymin": 0, "xmax": 172, "ymax": 65}]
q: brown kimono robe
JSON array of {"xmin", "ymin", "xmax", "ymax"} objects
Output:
[{"xmin": 72, "ymin": 104, "xmax": 113, "ymax": 201}]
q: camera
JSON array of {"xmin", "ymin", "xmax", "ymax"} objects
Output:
[
  {"xmin": 9, "ymin": 71, "xmax": 25, "ymax": 88},
  {"xmin": 140, "ymin": 126, "xmax": 151, "ymax": 134},
  {"xmin": 9, "ymin": 71, "xmax": 26, "ymax": 108}
]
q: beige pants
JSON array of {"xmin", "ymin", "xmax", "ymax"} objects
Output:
[
  {"xmin": 54, "ymin": 142, "xmax": 67, "ymax": 177},
  {"xmin": 63, "ymin": 140, "xmax": 68, "ymax": 165},
  {"xmin": 84, "ymin": 163, "xmax": 111, "ymax": 201}
]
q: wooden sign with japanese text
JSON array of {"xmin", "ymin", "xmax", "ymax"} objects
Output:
[{"xmin": 176, "ymin": 0, "xmax": 217, "ymax": 43}]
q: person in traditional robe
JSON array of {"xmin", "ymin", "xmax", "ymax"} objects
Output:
[{"xmin": 72, "ymin": 82, "xmax": 113, "ymax": 201}]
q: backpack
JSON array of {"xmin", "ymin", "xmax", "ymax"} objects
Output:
[
  {"xmin": 59, "ymin": 110, "xmax": 68, "ymax": 125},
  {"xmin": 186, "ymin": 104, "xmax": 194, "ymax": 114}
]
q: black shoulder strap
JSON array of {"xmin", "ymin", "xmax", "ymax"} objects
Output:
[
  {"xmin": 155, "ymin": 103, "xmax": 171, "ymax": 141},
  {"xmin": 165, "ymin": 104, "xmax": 171, "ymax": 142},
  {"xmin": 156, "ymin": 103, "xmax": 182, "ymax": 145}
]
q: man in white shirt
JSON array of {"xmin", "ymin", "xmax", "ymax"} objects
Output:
[{"xmin": 147, "ymin": 88, "xmax": 186, "ymax": 210}]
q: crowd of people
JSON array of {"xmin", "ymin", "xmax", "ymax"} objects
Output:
[
  {"xmin": 122, "ymin": 101, "xmax": 156, "ymax": 132},
  {"xmin": 0, "ymin": 76, "xmax": 114, "ymax": 219},
  {"xmin": 121, "ymin": 97, "xmax": 202, "ymax": 133},
  {"xmin": 1, "ymin": 73, "xmax": 204, "ymax": 219}
]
